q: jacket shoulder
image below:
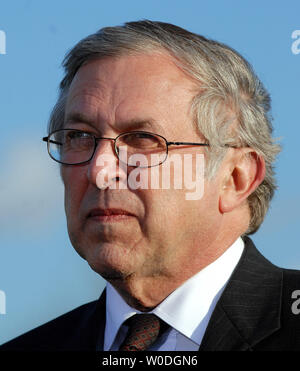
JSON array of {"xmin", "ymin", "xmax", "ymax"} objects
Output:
[
  {"xmin": 0, "ymin": 299, "xmax": 101, "ymax": 351},
  {"xmin": 282, "ymin": 266, "xmax": 300, "ymax": 282},
  {"xmin": 281, "ymin": 267, "xmax": 300, "ymax": 318},
  {"xmin": 253, "ymin": 266, "xmax": 300, "ymax": 350}
]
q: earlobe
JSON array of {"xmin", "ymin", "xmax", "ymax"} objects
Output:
[
  {"xmin": 219, "ymin": 150, "xmax": 266, "ymax": 214},
  {"xmin": 219, "ymin": 174, "xmax": 237, "ymax": 213}
]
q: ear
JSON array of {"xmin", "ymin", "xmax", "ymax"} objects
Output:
[{"xmin": 219, "ymin": 149, "xmax": 266, "ymax": 213}]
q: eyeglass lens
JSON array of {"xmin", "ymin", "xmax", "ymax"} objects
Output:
[{"xmin": 48, "ymin": 129, "xmax": 168, "ymax": 166}]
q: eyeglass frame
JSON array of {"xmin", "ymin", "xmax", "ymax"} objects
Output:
[{"xmin": 42, "ymin": 128, "xmax": 213, "ymax": 168}]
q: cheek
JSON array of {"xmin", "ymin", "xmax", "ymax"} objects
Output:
[
  {"xmin": 62, "ymin": 168, "xmax": 87, "ymax": 222},
  {"xmin": 138, "ymin": 188, "xmax": 187, "ymax": 238},
  {"xmin": 143, "ymin": 184, "xmax": 220, "ymax": 237}
]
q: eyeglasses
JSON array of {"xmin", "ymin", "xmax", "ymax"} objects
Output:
[{"xmin": 42, "ymin": 128, "xmax": 210, "ymax": 168}]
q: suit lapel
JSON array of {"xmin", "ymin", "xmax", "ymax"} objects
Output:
[
  {"xmin": 93, "ymin": 290, "xmax": 107, "ymax": 351},
  {"xmin": 75, "ymin": 289, "xmax": 106, "ymax": 350},
  {"xmin": 199, "ymin": 236, "xmax": 283, "ymax": 351}
]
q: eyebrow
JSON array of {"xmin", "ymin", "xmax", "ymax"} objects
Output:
[
  {"xmin": 65, "ymin": 112, "xmax": 96, "ymax": 127},
  {"xmin": 118, "ymin": 119, "xmax": 160, "ymax": 132},
  {"xmin": 64, "ymin": 112, "xmax": 164, "ymax": 134}
]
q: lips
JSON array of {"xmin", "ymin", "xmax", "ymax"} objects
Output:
[{"xmin": 88, "ymin": 208, "xmax": 135, "ymax": 218}]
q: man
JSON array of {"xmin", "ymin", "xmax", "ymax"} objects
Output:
[{"xmin": 1, "ymin": 20, "xmax": 300, "ymax": 351}]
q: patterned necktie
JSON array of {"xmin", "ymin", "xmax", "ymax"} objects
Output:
[{"xmin": 119, "ymin": 314, "xmax": 164, "ymax": 351}]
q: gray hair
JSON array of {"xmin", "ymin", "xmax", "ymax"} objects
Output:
[{"xmin": 48, "ymin": 20, "xmax": 281, "ymax": 235}]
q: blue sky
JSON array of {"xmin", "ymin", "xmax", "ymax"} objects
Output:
[{"xmin": 0, "ymin": 0, "xmax": 299, "ymax": 344}]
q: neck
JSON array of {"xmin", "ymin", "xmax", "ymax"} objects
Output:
[{"xmin": 108, "ymin": 233, "xmax": 241, "ymax": 311}]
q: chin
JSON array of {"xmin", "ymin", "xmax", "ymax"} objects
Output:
[
  {"xmin": 88, "ymin": 260, "xmax": 133, "ymax": 281},
  {"xmin": 86, "ymin": 244, "xmax": 137, "ymax": 280}
]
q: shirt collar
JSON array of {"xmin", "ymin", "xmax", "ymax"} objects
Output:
[{"xmin": 104, "ymin": 237, "xmax": 244, "ymax": 350}]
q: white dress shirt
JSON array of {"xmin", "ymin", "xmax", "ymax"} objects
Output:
[{"xmin": 103, "ymin": 237, "xmax": 244, "ymax": 351}]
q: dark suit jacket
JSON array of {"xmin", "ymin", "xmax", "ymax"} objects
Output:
[{"xmin": 1, "ymin": 236, "xmax": 300, "ymax": 351}]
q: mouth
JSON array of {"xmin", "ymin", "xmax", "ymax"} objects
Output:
[{"xmin": 87, "ymin": 208, "xmax": 136, "ymax": 222}]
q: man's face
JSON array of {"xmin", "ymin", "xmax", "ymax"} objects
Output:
[{"xmin": 61, "ymin": 53, "xmax": 224, "ymax": 283}]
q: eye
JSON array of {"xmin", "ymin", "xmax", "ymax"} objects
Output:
[
  {"xmin": 120, "ymin": 132, "xmax": 164, "ymax": 149},
  {"xmin": 63, "ymin": 130, "xmax": 94, "ymax": 150},
  {"xmin": 66, "ymin": 130, "xmax": 92, "ymax": 140}
]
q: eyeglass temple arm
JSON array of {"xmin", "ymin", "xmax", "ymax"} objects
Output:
[
  {"xmin": 167, "ymin": 141, "xmax": 238, "ymax": 148},
  {"xmin": 42, "ymin": 137, "xmax": 62, "ymax": 146},
  {"xmin": 167, "ymin": 141, "xmax": 209, "ymax": 146}
]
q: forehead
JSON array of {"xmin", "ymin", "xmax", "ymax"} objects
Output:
[{"xmin": 65, "ymin": 53, "xmax": 198, "ymax": 135}]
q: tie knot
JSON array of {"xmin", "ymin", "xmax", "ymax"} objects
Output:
[{"xmin": 120, "ymin": 314, "xmax": 162, "ymax": 351}]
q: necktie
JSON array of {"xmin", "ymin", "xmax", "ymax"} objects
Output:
[{"xmin": 119, "ymin": 314, "xmax": 163, "ymax": 351}]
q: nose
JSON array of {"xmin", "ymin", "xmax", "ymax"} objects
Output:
[{"xmin": 87, "ymin": 138, "xmax": 127, "ymax": 190}]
